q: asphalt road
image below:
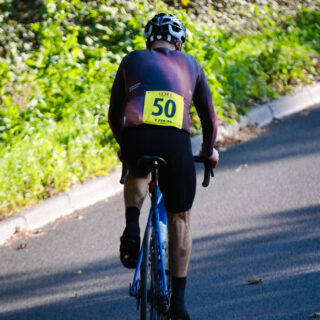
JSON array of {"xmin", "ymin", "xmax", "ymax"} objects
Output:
[{"xmin": 0, "ymin": 106, "xmax": 319, "ymax": 320}]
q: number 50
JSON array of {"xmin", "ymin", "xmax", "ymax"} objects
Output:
[{"xmin": 152, "ymin": 98, "xmax": 176, "ymax": 118}]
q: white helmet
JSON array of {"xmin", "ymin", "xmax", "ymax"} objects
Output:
[{"xmin": 144, "ymin": 13, "xmax": 187, "ymax": 48}]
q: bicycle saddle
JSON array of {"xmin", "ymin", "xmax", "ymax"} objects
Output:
[{"xmin": 137, "ymin": 156, "xmax": 167, "ymax": 172}]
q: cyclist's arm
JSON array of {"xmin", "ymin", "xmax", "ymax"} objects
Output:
[
  {"xmin": 193, "ymin": 66, "xmax": 218, "ymax": 157},
  {"xmin": 108, "ymin": 58, "xmax": 127, "ymax": 145}
]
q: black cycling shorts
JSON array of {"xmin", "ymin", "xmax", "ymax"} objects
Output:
[{"xmin": 120, "ymin": 125, "xmax": 196, "ymax": 213}]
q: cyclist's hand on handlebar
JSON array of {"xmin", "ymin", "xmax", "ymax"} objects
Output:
[{"xmin": 201, "ymin": 148, "xmax": 219, "ymax": 169}]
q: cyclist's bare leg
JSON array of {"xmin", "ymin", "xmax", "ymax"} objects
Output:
[
  {"xmin": 167, "ymin": 211, "xmax": 192, "ymax": 277},
  {"xmin": 167, "ymin": 210, "xmax": 191, "ymax": 319},
  {"xmin": 124, "ymin": 172, "xmax": 150, "ymax": 209},
  {"xmin": 120, "ymin": 172, "xmax": 150, "ymax": 269}
]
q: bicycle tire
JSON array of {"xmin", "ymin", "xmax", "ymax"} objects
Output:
[
  {"xmin": 140, "ymin": 226, "xmax": 157, "ymax": 320},
  {"xmin": 158, "ymin": 250, "xmax": 171, "ymax": 320},
  {"xmin": 154, "ymin": 235, "xmax": 171, "ymax": 320}
]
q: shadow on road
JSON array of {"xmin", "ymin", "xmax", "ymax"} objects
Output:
[
  {"xmin": 0, "ymin": 257, "xmax": 138, "ymax": 320},
  {"xmin": 189, "ymin": 204, "xmax": 320, "ymax": 320},
  {"xmin": 216, "ymin": 107, "xmax": 320, "ymax": 171},
  {"xmin": 1, "ymin": 205, "xmax": 319, "ymax": 320}
]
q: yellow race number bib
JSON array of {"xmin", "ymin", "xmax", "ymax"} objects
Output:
[{"xmin": 142, "ymin": 91, "xmax": 184, "ymax": 129}]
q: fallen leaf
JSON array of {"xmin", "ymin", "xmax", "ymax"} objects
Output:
[
  {"xmin": 247, "ymin": 276, "xmax": 262, "ymax": 285},
  {"xmin": 73, "ymin": 270, "xmax": 83, "ymax": 275},
  {"xmin": 32, "ymin": 230, "xmax": 45, "ymax": 237},
  {"xmin": 17, "ymin": 243, "xmax": 27, "ymax": 250},
  {"xmin": 309, "ymin": 312, "xmax": 320, "ymax": 318},
  {"xmin": 73, "ymin": 292, "xmax": 79, "ymax": 298},
  {"xmin": 235, "ymin": 164, "xmax": 248, "ymax": 172}
]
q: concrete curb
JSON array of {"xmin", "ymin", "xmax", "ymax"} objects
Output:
[
  {"xmin": 1, "ymin": 83, "xmax": 319, "ymax": 245},
  {"xmin": 0, "ymin": 172, "xmax": 122, "ymax": 244}
]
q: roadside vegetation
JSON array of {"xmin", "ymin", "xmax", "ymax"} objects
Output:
[{"xmin": 0, "ymin": 0, "xmax": 319, "ymax": 218}]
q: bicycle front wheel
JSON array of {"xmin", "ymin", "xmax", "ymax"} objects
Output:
[{"xmin": 140, "ymin": 226, "xmax": 157, "ymax": 320}]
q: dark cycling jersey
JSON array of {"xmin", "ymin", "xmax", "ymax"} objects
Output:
[{"xmin": 108, "ymin": 47, "xmax": 218, "ymax": 156}]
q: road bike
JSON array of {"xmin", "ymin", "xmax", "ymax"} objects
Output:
[{"xmin": 120, "ymin": 155, "xmax": 213, "ymax": 319}]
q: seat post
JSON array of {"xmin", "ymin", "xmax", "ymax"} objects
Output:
[{"xmin": 150, "ymin": 162, "xmax": 159, "ymax": 203}]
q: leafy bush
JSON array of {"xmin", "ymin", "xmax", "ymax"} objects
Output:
[{"xmin": 0, "ymin": 0, "xmax": 319, "ymax": 218}]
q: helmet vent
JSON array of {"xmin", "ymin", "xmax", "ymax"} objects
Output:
[{"xmin": 172, "ymin": 26, "xmax": 181, "ymax": 32}]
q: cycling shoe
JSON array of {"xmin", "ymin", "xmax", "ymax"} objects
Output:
[
  {"xmin": 169, "ymin": 303, "xmax": 190, "ymax": 320},
  {"xmin": 120, "ymin": 234, "xmax": 140, "ymax": 269}
]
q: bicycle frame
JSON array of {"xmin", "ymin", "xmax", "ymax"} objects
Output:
[
  {"xmin": 122, "ymin": 154, "xmax": 213, "ymax": 317},
  {"xmin": 129, "ymin": 181, "xmax": 168, "ymax": 300}
]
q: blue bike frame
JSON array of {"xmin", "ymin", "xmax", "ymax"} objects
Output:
[{"xmin": 129, "ymin": 186, "xmax": 168, "ymax": 298}]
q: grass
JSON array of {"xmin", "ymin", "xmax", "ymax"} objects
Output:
[{"xmin": 0, "ymin": 0, "xmax": 319, "ymax": 219}]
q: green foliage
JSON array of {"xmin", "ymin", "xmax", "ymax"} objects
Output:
[{"xmin": 0, "ymin": 0, "xmax": 320, "ymax": 218}]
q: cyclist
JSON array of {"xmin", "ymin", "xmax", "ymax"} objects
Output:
[{"xmin": 108, "ymin": 13, "xmax": 219, "ymax": 320}]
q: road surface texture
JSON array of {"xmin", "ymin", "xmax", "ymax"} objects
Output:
[{"xmin": 0, "ymin": 106, "xmax": 319, "ymax": 320}]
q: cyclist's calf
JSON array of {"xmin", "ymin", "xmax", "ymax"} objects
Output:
[
  {"xmin": 167, "ymin": 211, "xmax": 192, "ymax": 278},
  {"xmin": 124, "ymin": 173, "xmax": 150, "ymax": 209}
]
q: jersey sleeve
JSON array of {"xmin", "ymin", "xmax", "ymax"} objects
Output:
[
  {"xmin": 193, "ymin": 65, "xmax": 218, "ymax": 156},
  {"xmin": 108, "ymin": 56, "xmax": 127, "ymax": 145}
]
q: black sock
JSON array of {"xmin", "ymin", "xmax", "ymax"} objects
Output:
[
  {"xmin": 170, "ymin": 276, "xmax": 190, "ymax": 319},
  {"xmin": 125, "ymin": 206, "xmax": 140, "ymax": 224},
  {"xmin": 171, "ymin": 276, "xmax": 187, "ymax": 307},
  {"xmin": 170, "ymin": 277, "xmax": 190, "ymax": 319},
  {"xmin": 123, "ymin": 206, "xmax": 140, "ymax": 238}
]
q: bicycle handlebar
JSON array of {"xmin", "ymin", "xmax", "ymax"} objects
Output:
[
  {"xmin": 120, "ymin": 156, "xmax": 214, "ymax": 187},
  {"xmin": 193, "ymin": 156, "xmax": 214, "ymax": 188}
]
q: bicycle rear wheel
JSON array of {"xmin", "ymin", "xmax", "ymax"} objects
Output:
[
  {"xmin": 158, "ymin": 252, "xmax": 171, "ymax": 320},
  {"xmin": 140, "ymin": 226, "xmax": 157, "ymax": 320}
]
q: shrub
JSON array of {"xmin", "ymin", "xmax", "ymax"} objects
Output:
[{"xmin": 0, "ymin": 0, "xmax": 319, "ymax": 218}]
